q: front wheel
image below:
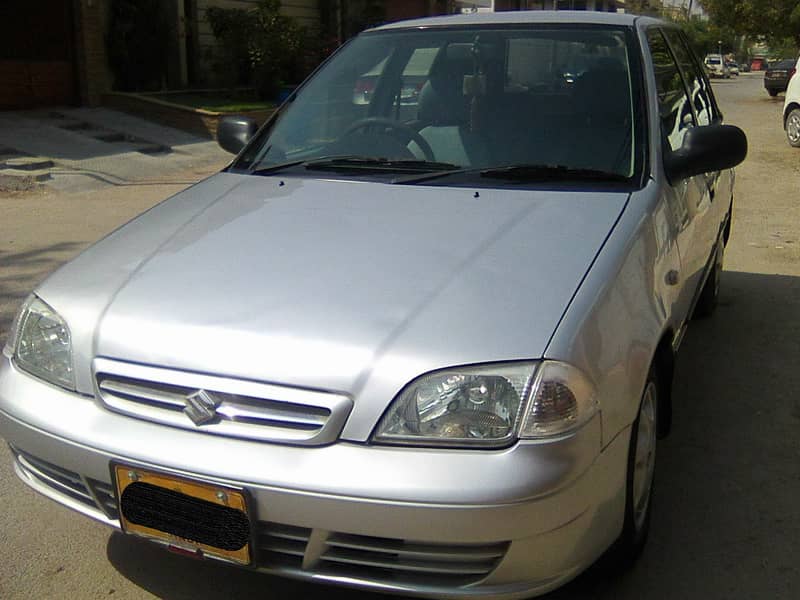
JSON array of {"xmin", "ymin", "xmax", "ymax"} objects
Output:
[
  {"xmin": 768, "ymin": 88, "xmax": 779, "ymax": 97},
  {"xmin": 786, "ymin": 108, "xmax": 800, "ymax": 148},
  {"xmin": 609, "ymin": 369, "xmax": 659, "ymax": 567}
]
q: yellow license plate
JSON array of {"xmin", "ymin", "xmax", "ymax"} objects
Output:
[{"xmin": 114, "ymin": 464, "xmax": 251, "ymax": 565}]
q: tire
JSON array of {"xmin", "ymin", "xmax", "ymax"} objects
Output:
[
  {"xmin": 609, "ymin": 369, "xmax": 659, "ymax": 568},
  {"xmin": 694, "ymin": 241, "xmax": 724, "ymax": 318},
  {"xmin": 786, "ymin": 108, "xmax": 800, "ymax": 148},
  {"xmin": 768, "ymin": 88, "xmax": 779, "ymax": 97}
]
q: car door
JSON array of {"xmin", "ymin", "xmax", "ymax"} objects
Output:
[{"xmin": 646, "ymin": 27, "xmax": 712, "ymax": 326}]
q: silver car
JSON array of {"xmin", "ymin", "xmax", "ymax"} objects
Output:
[{"xmin": 0, "ymin": 12, "xmax": 746, "ymax": 599}]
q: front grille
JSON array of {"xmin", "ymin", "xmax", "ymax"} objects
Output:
[
  {"xmin": 12, "ymin": 448, "xmax": 118, "ymax": 518},
  {"xmin": 317, "ymin": 532, "xmax": 507, "ymax": 586},
  {"xmin": 256, "ymin": 523, "xmax": 507, "ymax": 587},
  {"xmin": 93, "ymin": 358, "xmax": 352, "ymax": 445},
  {"xmin": 257, "ymin": 522, "xmax": 312, "ymax": 569}
]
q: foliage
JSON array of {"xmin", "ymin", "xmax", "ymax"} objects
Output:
[
  {"xmin": 702, "ymin": 0, "xmax": 800, "ymax": 48},
  {"xmin": 673, "ymin": 15, "xmax": 740, "ymax": 59},
  {"xmin": 206, "ymin": 0, "xmax": 307, "ymax": 99},
  {"xmin": 625, "ymin": 0, "xmax": 664, "ymax": 17},
  {"xmin": 106, "ymin": 0, "xmax": 170, "ymax": 91}
]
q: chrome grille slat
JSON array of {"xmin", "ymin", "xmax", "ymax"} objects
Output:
[
  {"xmin": 215, "ymin": 403, "xmax": 327, "ymax": 428},
  {"xmin": 325, "ymin": 533, "xmax": 506, "ymax": 562},
  {"xmin": 98, "ymin": 379, "xmax": 187, "ymax": 408},
  {"xmin": 257, "ymin": 523, "xmax": 312, "ymax": 569},
  {"xmin": 19, "ymin": 452, "xmax": 85, "ymax": 487},
  {"xmin": 320, "ymin": 548, "xmax": 495, "ymax": 575},
  {"xmin": 260, "ymin": 539, "xmax": 307, "ymax": 557},
  {"xmin": 93, "ymin": 358, "xmax": 352, "ymax": 445},
  {"xmin": 16, "ymin": 453, "xmax": 94, "ymax": 503}
]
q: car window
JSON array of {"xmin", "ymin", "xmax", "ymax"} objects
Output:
[
  {"xmin": 238, "ymin": 26, "xmax": 641, "ymax": 181},
  {"xmin": 662, "ymin": 29, "xmax": 717, "ymax": 125},
  {"xmin": 647, "ymin": 28, "xmax": 693, "ymax": 152}
]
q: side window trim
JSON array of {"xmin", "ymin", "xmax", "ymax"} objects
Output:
[
  {"xmin": 653, "ymin": 27, "xmax": 696, "ymax": 127},
  {"xmin": 645, "ymin": 25, "xmax": 694, "ymax": 153},
  {"xmin": 678, "ymin": 30, "xmax": 724, "ymax": 123}
]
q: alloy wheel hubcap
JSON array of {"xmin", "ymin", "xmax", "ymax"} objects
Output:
[
  {"xmin": 632, "ymin": 382, "xmax": 657, "ymax": 531},
  {"xmin": 789, "ymin": 115, "xmax": 800, "ymax": 143}
]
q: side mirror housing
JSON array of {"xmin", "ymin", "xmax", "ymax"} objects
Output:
[
  {"xmin": 217, "ymin": 116, "xmax": 258, "ymax": 155},
  {"xmin": 664, "ymin": 124, "xmax": 747, "ymax": 183}
]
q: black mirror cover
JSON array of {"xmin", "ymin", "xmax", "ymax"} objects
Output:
[
  {"xmin": 665, "ymin": 124, "xmax": 747, "ymax": 183},
  {"xmin": 217, "ymin": 116, "xmax": 259, "ymax": 155}
]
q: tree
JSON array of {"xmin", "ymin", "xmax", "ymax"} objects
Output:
[
  {"xmin": 676, "ymin": 15, "xmax": 740, "ymax": 58},
  {"xmin": 702, "ymin": 0, "xmax": 800, "ymax": 48}
]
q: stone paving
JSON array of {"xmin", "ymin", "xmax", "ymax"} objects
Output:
[{"xmin": 0, "ymin": 107, "xmax": 229, "ymax": 193}]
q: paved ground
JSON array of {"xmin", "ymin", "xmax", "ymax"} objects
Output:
[
  {"xmin": 0, "ymin": 108, "xmax": 228, "ymax": 193},
  {"xmin": 0, "ymin": 73, "xmax": 799, "ymax": 599}
]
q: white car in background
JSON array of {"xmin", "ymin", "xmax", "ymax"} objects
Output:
[
  {"xmin": 704, "ymin": 54, "xmax": 730, "ymax": 78},
  {"xmin": 783, "ymin": 57, "xmax": 800, "ymax": 147}
]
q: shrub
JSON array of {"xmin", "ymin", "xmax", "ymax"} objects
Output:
[{"xmin": 206, "ymin": 0, "xmax": 307, "ymax": 99}]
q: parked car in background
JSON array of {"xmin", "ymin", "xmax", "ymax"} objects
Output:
[
  {"xmin": 782, "ymin": 58, "xmax": 800, "ymax": 146},
  {"xmin": 750, "ymin": 57, "xmax": 766, "ymax": 71},
  {"xmin": 726, "ymin": 61, "xmax": 740, "ymax": 76},
  {"xmin": 0, "ymin": 11, "xmax": 747, "ymax": 600},
  {"xmin": 704, "ymin": 54, "xmax": 730, "ymax": 78},
  {"xmin": 765, "ymin": 58, "xmax": 797, "ymax": 96}
]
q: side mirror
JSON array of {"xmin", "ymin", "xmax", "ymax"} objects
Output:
[
  {"xmin": 665, "ymin": 124, "xmax": 747, "ymax": 183},
  {"xmin": 217, "ymin": 116, "xmax": 258, "ymax": 155}
]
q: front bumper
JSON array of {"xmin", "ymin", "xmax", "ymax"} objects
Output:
[{"xmin": 0, "ymin": 357, "xmax": 629, "ymax": 599}]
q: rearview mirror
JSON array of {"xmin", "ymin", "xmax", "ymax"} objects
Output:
[
  {"xmin": 665, "ymin": 124, "xmax": 747, "ymax": 183},
  {"xmin": 217, "ymin": 116, "xmax": 258, "ymax": 155}
]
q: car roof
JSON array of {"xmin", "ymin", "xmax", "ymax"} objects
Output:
[{"xmin": 369, "ymin": 10, "xmax": 660, "ymax": 32}]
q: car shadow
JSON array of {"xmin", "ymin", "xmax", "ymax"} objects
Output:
[{"xmin": 105, "ymin": 270, "xmax": 800, "ymax": 600}]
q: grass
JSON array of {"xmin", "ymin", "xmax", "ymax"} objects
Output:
[{"xmin": 152, "ymin": 93, "xmax": 274, "ymax": 113}]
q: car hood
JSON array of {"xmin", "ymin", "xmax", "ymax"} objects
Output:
[{"xmin": 39, "ymin": 173, "xmax": 627, "ymax": 439}]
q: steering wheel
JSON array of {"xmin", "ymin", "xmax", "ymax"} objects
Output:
[{"xmin": 343, "ymin": 117, "xmax": 436, "ymax": 162}]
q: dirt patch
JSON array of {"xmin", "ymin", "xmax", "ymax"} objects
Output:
[{"xmin": 0, "ymin": 173, "xmax": 41, "ymax": 195}]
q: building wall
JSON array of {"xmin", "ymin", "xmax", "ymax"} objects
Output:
[{"xmin": 74, "ymin": 0, "xmax": 113, "ymax": 106}]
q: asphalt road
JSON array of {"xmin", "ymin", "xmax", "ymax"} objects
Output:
[{"xmin": 1, "ymin": 73, "xmax": 799, "ymax": 599}]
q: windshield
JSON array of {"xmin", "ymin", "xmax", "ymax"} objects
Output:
[{"xmin": 235, "ymin": 25, "xmax": 642, "ymax": 182}]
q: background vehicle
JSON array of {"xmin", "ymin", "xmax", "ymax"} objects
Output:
[
  {"xmin": 0, "ymin": 12, "xmax": 746, "ymax": 600},
  {"xmin": 726, "ymin": 60, "xmax": 740, "ymax": 76},
  {"xmin": 764, "ymin": 58, "xmax": 797, "ymax": 96},
  {"xmin": 782, "ymin": 58, "xmax": 800, "ymax": 146},
  {"xmin": 704, "ymin": 54, "xmax": 730, "ymax": 78}
]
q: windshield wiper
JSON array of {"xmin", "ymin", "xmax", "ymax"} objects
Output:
[
  {"xmin": 250, "ymin": 159, "xmax": 308, "ymax": 175},
  {"xmin": 304, "ymin": 156, "xmax": 462, "ymax": 173},
  {"xmin": 479, "ymin": 164, "xmax": 630, "ymax": 182},
  {"xmin": 395, "ymin": 163, "xmax": 631, "ymax": 185},
  {"xmin": 249, "ymin": 156, "xmax": 461, "ymax": 176}
]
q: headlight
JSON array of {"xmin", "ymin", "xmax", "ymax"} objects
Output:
[
  {"xmin": 373, "ymin": 361, "xmax": 597, "ymax": 448},
  {"xmin": 373, "ymin": 362, "xmax": 536, "ymax": 448},
  {"xmin": 10, "ymin": 296, "xmax": 75, "ymax": 390}
]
